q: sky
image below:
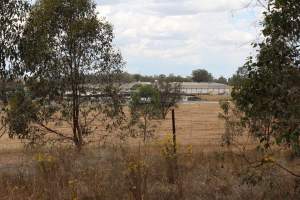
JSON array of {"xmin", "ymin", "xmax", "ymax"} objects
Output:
[
  {"xmin": 32, "ymin": 0, "xmax": 264, "ymax": 78},
  {"xmin": 95, "ymin": 0, "xmax": 264, "ymax": 78}
]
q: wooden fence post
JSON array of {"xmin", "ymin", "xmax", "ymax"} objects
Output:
[{"xmin": 172, "ymin": 109, "xmax": 176, "ymax": 154}]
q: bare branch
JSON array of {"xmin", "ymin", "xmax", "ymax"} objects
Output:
[
  {"xmin": 256, "ymin": 0, "xmax": 268, "ymax": 9},
  {"xmin": 0, "ymin": 126, "xmax": 6, "ymax": 138},
  {"xmin": 274, "ymin": 162, "xmax": 300, "ymax": 178},
  {"xmin": 37, "ymin": 122, "xmax": 73, "ymax": 141}
]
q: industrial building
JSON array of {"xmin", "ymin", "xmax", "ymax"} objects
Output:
[
  {"xmin": 180, "ymin": 82, "xmax": 230, "ymax": 95},
  {"xmin": 120, "ymin": 81, "xmax": 230, "ymax": 96}
]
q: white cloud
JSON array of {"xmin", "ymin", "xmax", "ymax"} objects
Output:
[{"xmin": 96, "ymin": 0, "xmax": 263, "ymax": 77}]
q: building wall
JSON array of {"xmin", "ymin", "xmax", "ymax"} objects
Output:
[{"xmin": 181, "ymin": 88, "xmax": 230, "ymax": 95}]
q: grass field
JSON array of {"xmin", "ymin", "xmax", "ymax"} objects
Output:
[
  {"xmin": 0, "ymin": 102, "xmax": 250, "ymax": 167},
  {"xmin": 0, "ymin": 102, "xmax": 227, "ymax": 172},
  {"xmin": 0, "ymin": 102, "xmax": 300, "ymax": 199},
  {"xmin": 0, "ymin": 144, "xmax": 299, "ymax": 199},
  {"xmin": 0, "ymin": 102, "xmax": 226, "ymax": 151},
  {"xmin": 158, "ymin": 102, "xmax": 225, "ymax": 145}
]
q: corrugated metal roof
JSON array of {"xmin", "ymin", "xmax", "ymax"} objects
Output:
[{"xmin": 180, "ymin": 82, "xmax": 229, "ymax": 89}]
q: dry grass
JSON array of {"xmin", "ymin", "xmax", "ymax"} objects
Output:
[
  {"xmin": 1, "ymin": 103, "xmax": 299, "ymax": 199},
  {"xmin": 0, "ymin": 146, "xmax": 299, "ymax": 200},
  {"xmin": 0, "ymin": 102, "xmax": 253, "ymax": 167},
  {"xmin": 158, "ymin": 103, "xmax": 225, "ymax": 146},
  {"xmin": 0, "ymin": 103, "xmax": 226, "ymax": 150}
]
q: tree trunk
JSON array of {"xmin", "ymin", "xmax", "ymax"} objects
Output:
[
  {"xmin": 0, "ymin": 53, "xmax": 8, "ymax": 105},
  {"xmin": 0, "ymin": 79, "xmax": 7, "ymax": 105},
  {"xmin": 72, "ymin": 95, "xmax": 83, "ymax": 151},
  {"xmin": 71, "ymin": 64, "xmax": 83, "ymax": 151}
]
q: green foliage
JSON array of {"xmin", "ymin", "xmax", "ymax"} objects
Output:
[
  {"xmin": 227, "ymin": 69, "xmax": 245, "ymax": 86},
  {"xmin": 130, "ymin": 83, "xmax": 144, "ymax": 91},
  {"xmin": 231, "ymin": 0, "xmax": 300, "ymax": 153},
  {"xmin": 155, "ymin": 81, "xmax": 182, "ymax": 119},
  {"xmin": 192, "ymin": 69, "xmax": 213, "ymax": 82},
  {"xmin": 218, "ymin": 101, "xmax": 246, "ymax": 146},
  {"xmin": 129, "ymin": 85, "xmax": 161, "ymax": 141},
  {"xmin": 215, "ymin": 76, "xmax": 228, "ymax": 84},
  {"xmin": 163, "ymin": 73, "xmax": 192, "ymax": 83},
  {"xmin": 130, "ymin": 85, "xmax": 161, "ymax": 118},
  {"xmin": 26, "ymin": 77, "xmax": 64, "ymax": 100},
  {"xmin": 117, "ymin": 72, "xmax": 192, "ymax": 84},
  {"xmin": 0, "ymin": 0, "xmax": 30, "ymax": 103},
  {"xmin": 6, "ymin": 87, "xmax": 38, "ymax": 139},
  {"xmin": 5, "ymin": 0, "xmax": 125, "ymax": 148}
]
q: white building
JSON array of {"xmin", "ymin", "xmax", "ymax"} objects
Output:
[
  {"xmin": 180, "ymin": 82, "xmax": 230, "ymax": 95},
  {"xmin": 120, "ymin": 81, "xmax": 231, "ymax": 96}
]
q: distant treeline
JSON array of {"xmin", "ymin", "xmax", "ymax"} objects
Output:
[
  {"xmin": 1, "ymin": 69, "xmax": 235, "ymax": 100},
  {"xmin": 86, "ymin": 69, "xmax": 236, "ymax": 85}
]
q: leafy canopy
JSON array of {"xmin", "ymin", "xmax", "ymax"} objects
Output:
[
  {"xmin": 129, "ymin": 85, "xmax": 161, "ymax": 141},
  {"xmin": 5, "ymin": 0, "xmax": 124, "ymax": 148},
  {"xmin": 155, "ymin": 80, "xmax": 181, "ymax": 119},
  {"xmin": 0, "ymin": 0, "xmax": 30, "ymax": 103},
  {"xmin": 192, "ymin": 69, "xmax": 213, "ymax": 82},
  {"xmin": 232, "ymin": 0, "xmax": 300, "ymax": 152}
]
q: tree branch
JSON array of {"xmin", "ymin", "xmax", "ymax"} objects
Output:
[
  {"xmin": 37, "ymin": 122, "xmax": 73, "ymax": 141},
  {"xmin": 274, "ymin": 161, "xmax": 300, "ymax": 178}
]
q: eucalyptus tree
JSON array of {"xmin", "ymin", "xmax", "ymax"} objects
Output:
[
  {"xmin": 0, "ymin": 0, "xmax": 29, "ymax": 104},
  {"xmin": 8, "ymin": 0, "xmax": 124, "ymax": 149},
  {"xmin": 129, "ymin": 85, "xmax": 161, "ymax": 142},
  {"xmin": 192, "ymin": 69, "xmax": 213, "ymax": 82},
  {"xmin": 155, "ymin": 80, "xmax": 181, "ymax": 120},
  {"xmin": 232, "ymin": 0, "xmax": 300, "ymax": 153}
]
